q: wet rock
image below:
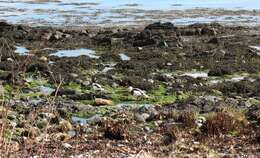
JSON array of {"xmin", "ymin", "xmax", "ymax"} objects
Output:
[
  {"xmin": 179, "ymin": 96, "xmax": 220, "ymax": 112},
  {"xmin": 111, "ymin": 38, "xmax": 123, "ymax": 47},
  {"xmin": 0, "ymin": 22, "xmax": 12, "ymax": 32},
  {"xmin": 42, "ymin": 32, "xmax": 53, "ymax": 40},
  {"xmin": 56, "ymin": 88, "xmax": 77, "ymax": 96},
  {"xmin": 104, "ymin": 120, "xmax": 127, "ymax": 140},
  {"xmin": 68, "ymin": 93, "xmax": 94, "ymax": 100},
  {"xmin": 204, "ymin": 95, "xmax": 222, "ymax": 103},
  {"xmin": 93, "ymin": 33, "xmax": 112, "ymax": 46},
  {"xmin": 0, "ymin": 71, "xmax": 11, "ymax": 81},
  {"xmin": 208, "ymin": 37, "xmax": 221, "ymax": 44},
  {"xmin": 201, "ymin": 27, "xmax": 217, "ymax": 36},
  {"xmin": 26, "ymin": 62, "xmax": 49, "ymax": 74},
  {"xmin": 208, "ymin": 66, "xmax": 233, "ymax": 76},
  {"xmin": 145, "ymin": 22, "xmax": 176, "ymax": 30},
  {"xmin": 256, "ymin": 134, "xmax": 260, "ymax": 144},
  {"xmin": 75, "ymin": 103, "xmax": 94, "ymax": 112},
  {"xmin": 42, "ymin": 30, "xmax": 70, "ymax": 41},
  {"xmin": 135, "ymin": 104, "xmax": 158, "ymax": 121},
  {"xmin": 134, "ymin": 113, "xmax": 150, "ymax": 123},
  {"xmin": 225, "ymin": 98, "xmax": 239, "ymax": 106},
  {"xmin": 54, "ymin": 31, "xmax": 64, "ymax": 40},
  {"xmin": 155, "ymin": 74, "xmax": 174, "ymax": 82},
  {"xmin": 95, "ymin": 98, "xmax": 113, "ymax": 106}
]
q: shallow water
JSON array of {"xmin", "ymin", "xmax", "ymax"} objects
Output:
[
  {"xmin": 15, "ymin": 45, "xmax": 29, "ymax": 55},
  {"xmin": 181, "ymin": 71, "xmax": 208, "ymax": 78},
  {"xmin": 208, "ymin": 73, "xmax": 256, "ymax": 85},
  {"xmin": 1, "ymin": 0, "xmax": 260, "ymax": 27},
  {"xmin": 51, "ymin": 48, "xmax": 99, "ymax": 58}
]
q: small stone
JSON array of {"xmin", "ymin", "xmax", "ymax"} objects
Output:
[
  {"xmin": 137, "ymin": 47, "xmax": 143, "ymax": 51},
  {"xmin": 37, "ymin": 119, "xmax": 48, "ymax": 129},
  {"xmin": 144, "ymin": 126, "xmax": 150, "ymax": 132},
  {"xmin": 40, "ymin": 56, "xmax": 48, "ymax": 62},
  {"xmin": 225, "ymin": 98, "xmax": 239, "ymax": 106},
  {"xmin": 86, "ymin": 114, "xmax": 102, "ymax": 124},
  {"xmin": 43, "ymin": 32, "xmax": 52, "ymax": 40},
  {"xmin": 82, "ymin": 81, "xmax": 91, "ymax": 87},
  {"xmin": 59, "ymin": 120, "xmax": 73, "ymax": 132},
  {"xmin": 70, "ymin": 73, "xmax": 79, "ymax": 78},
  {"xmin": 141, "ymin": 113, "xmax": 150, "ymax": 121},
  {"xmin": 95, "ymin": 98, "xmax": 113, "ymax": 106},
  {"xmin": 62, "ymin": 143, "xmax": 72, "ymax": 149},
  {"xmin": 135, "ymin": 113, "xmax": 146, "ymax": 123},
  {"xmin": 54, "ymin": 31, "xmax": 64, "ymax": 40},
  {"xmin": 53, "ymin": 133, "xmax": 71, "ymax": 141}
]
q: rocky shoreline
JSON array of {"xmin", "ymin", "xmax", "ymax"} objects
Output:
[{"xmin": 0, "ymin": 21, "xmax": 259, "ymax": 157}]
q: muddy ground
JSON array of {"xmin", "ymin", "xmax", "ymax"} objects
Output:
[{"xmin": 0, "ymin": 21, "xmax": 260, "ymax": 157}]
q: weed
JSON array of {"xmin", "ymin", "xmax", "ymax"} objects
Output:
[{"xmin": 201, "ymin": 111, "xmax": 247, "ymax": 136}]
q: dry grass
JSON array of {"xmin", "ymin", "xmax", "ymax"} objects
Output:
[
  {"xmin": 201, "ymin": 111, "xmax": 247, "ymax": 136},
  {"xmin": 178, "ymin": 111, "xmax": 196, "ymax": 128},
  {"xmin": 103, "ymin": 119, "xmax": 128, "ymax": 140}
]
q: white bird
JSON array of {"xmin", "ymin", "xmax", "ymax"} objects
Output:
[
  {"xmin": 92, "ymin": 83, "xmax": 104, "ymax": 91},
  {"xmin": 127, "ymin": 86, "xmax": 149, "ymax": 99}
]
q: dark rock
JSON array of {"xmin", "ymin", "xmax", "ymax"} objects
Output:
[
  {"xmin": 208, "ymin": 66, "xmax": 233, "ymax": 76},
  {"xmin": 208, "ymin": 37, "xmax": 220, "ymax": 44},
  {"xmin": 145, "ymin": 22, "xmax": 176, "ymax": 30},
  {"xmin": 201, "ymin": 27, "xmax": 217, "ymax": 36},
  {"xmin": 246, "ymin": 105, "xmax": 260, "ymax": 123}
]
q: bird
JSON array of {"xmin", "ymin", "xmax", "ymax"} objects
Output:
[
  {"xmin": 92, "ymin": 83, "xmax": 104, "ymax": 91},
  {"xmin": 127, "ymin": 86, "xmax": 149, "ymax": 99}
]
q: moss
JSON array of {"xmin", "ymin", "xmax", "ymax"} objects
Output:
[
  {"xmin": 149, "ymin": 85, "xmax": 177, "ymax": 104},
  {"xmin": 177, "ymin": 91, "xmax": 193, "ymax": 102},
  {"xmin": 143, "ymin": 122, "xmax": 157, "ymax": 130},
  {"xmin": 79, "ymin": 100, "xmax": 95, "ymax": 105},
  {"xmin": 72, "ymin": 106, "xmax": 114, "ymax": 118},
  {"xmin": 3, "ymin": 84, "xmax": 13, "ymax": 93},
  {"xmin": 64, "ymin": 82, "xmax": 82, "ymax": 92},
  {"xmin": 104, "ymin": 85, "xmax": 135, "ymax": 103},
  {"xmin": 20, "ymin": 92, "xmax": 43, "ymax": 98},
  {"xmin": 247, "ymin": 98, "xmax": 260, "ymax": 105},
  {"xmin": 25, "ymin": 77, "xmax": 49, "ymax": 88}
]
